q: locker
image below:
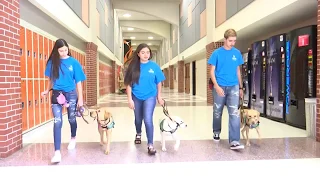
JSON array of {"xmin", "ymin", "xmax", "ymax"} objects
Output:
[
  {"xmin": 21, "ymin": 80, "xmax": 28, "ymax": 131},
  {"xmin": 27, "ymin": 80, "xmax": 35, "ymax": 129},
  {"xmin": 20, "ymin": 27, "xmax": 26, "ymax": 78},
  {"xmin": 44, "ymin": 37, "xmax": 48, "ymax": 62},
  {"xmin": 33, "ymin": 32, "xmax": 39, "ymax": 78},
  {"xmin": 44, "ymin": 78, "xmax": 48, "ymax": 122},
  {"xmin": 76, "ymin": 51, "xmax": 79, "ymax": 61},
  {"xmin": 39, "ymin": 35, "xmax": 44, "ymax": 123},
  {"xmin": 40, "ymin": 80, "xmax": 46, "ymax": 123},
  {"xmin": 49, "ymin": 40, "xmax": 53, "ymax": 59},
  {"xmin": 39, "ymin": 35, "xmax": 44, "ymax": 79},
  {"xmin": 46, "ymin": 79, "xmax": 52, "ymax": 120},
  {"xmin": 48, "ymin": 40, "xmax": 53, "ymax": 120},
  {"xmin": 34, "ymin": 80, "xmax": 40, "ymax": 126},
  {"xmin": 44, "ymin": 37, "xmax": 49, "ymax": 122},
  {"xmin": 26, "ymin": 29, "xmax": 33, "ymax": 78}
]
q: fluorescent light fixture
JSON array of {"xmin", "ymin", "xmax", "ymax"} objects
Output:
[
  {"xmin": 148, "ymin": 36, "xmax": 154, "ymax": 39},
  {"xmin": 132, "ymin": 43, "xmax": 136, "ymax": 45},
  {"xmin": 123, "ymin": 13, "xmax": 131, "ymax": 17},
  {"xmin": 130, "ymin": 37, "xmax": 136, "ymax": 39},
  {"xmin": 127, "ymin": 27, "xmax": 134, "ymax": 31},
  {"xmin": 147, "ymin": 43, "xmax": 152, "ymax": 45}
]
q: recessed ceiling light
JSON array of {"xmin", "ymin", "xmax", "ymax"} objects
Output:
[
  {"xmin": 132, "ymin": 43, "xmax": 136, "ymax": 45},
  {"xmin": 123, "ymin": 13, "xmax": 131, "ymax": 17},
  {"xmin": 130, "ymin": 37, "xmax": 136, "ymax": 39},
  {"xmin": 148, "ymin": 36, "xmax": 154, "ymax": 39},
  {"xmin": 128, "ymin": 27, "xmax": 134, "ymax": 31},
  {"xmin": 148, "ymin": 43, "xmax": 152, "ymax": 45}
]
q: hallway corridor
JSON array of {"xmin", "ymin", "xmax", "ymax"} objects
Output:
[
  {"xmin": 1, "ymin": 88, "xmax": 319, "ymax": 165},
  {"xmin": 1, "ymin": 88, "xmax": 320, "ymax": 179}
]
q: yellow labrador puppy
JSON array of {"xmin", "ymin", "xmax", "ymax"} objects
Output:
[
  {"xmin": 240, "ymin": 109, "xmax": 261, "ymax": 146},
  {"xmin": 90, "ymin": 108, "xmax": 115, "ymax": 155}
]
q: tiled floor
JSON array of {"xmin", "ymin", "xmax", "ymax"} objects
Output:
[{"xmin": 1, "ymin": 88, "xmax": 320, "ymax": 178}]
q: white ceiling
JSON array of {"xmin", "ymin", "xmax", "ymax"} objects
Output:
[
  {"xmin": 235, "ymin": 0, "xmax": 317, "ymax": 42},
  {"xmin": 115, "ymin": 7, "xmax": 169, "ymax": 48},
  {"xmin": 122, "ymin": 32, "xmax": 163, "ymax": 40},
  {"xmin": 115, "ymin": 9, "xmax": 161, "ymax": 21},
  {"xmin": 121, "ymin": 26, "xmax": 149, "ymax": 33}
]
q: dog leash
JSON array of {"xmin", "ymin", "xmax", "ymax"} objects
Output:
[
  {"xmin": 161, "ymin": 99, "xmax": 173, "ymax": 121},
  {"xmin": 76, "ymin": 105, "xmax": 93, "ymax": 124}
]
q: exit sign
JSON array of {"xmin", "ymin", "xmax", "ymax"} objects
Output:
[{"xmin": 298, "ymin": 35, "xmax": 309, "ymax": 47}]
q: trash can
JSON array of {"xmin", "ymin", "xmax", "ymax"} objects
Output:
[{"xmin": 305, "ymin": 98, "xmax": 317, "ymax": 139}]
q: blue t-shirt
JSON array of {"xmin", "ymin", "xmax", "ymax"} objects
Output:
[
  {"xmin": 132, "ymin": 61, "xmax": 166, "ymax": 100},
  {"xmin": 208, "ymin": 47, "xmax": 244, "ymax": 86},
  {"xmin": 45, "ymin": 56, "xmax": 87, "ymax": 92}
]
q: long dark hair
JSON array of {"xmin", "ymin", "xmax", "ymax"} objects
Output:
[
  {"xmin": 124, "ymin": 43, "xmax": 153, "ymax": 86},
  {"xmin": 46, "ymin": 39, "xmax": 71, "ymax": 81}
]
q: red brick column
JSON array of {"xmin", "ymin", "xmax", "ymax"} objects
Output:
[
  {"xmin": 111, "ymin": 61, "xmax": 116, "ymax": 93},
  {"xmin": 164, "ymin": 68, "xmax": 169, "ymax": 87},
  {"xmin": 316, "ymin": 0, "xmax": 320, "ymax": 142},
  {"xmin": 0, "ymin": 0, "xmax": 22, "ymax": 158},
  {"xmin": 206, "ymin": 42, "xmax": 224, "ymax": 104},
  {"xmin": 178, "ymin": 61, "xmax": 184, "ymax": 93},
  {"xmin": 85, "ymin": 42, "xmax": 98, "ymax": 106},
  {"xmin": 169, "ymin": 65, "xmax": 174, "ymax": 89}
]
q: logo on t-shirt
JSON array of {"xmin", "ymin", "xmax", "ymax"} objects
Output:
[
  {"xmin": 68, "ymin": 65, "xmax": 73, "ymax": 71},
  {"xmin": 232, "ymin": 55, "xmax": 237, "ymax": 61},
  {"xmin": 148, "ymin": 68, "xmax": 154, "ymax": 73}
]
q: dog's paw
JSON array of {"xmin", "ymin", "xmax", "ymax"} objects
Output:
[
  {"xmin": 100, "ymin": 142, "xmax": 104, "ymax": 146},
  {"xmin": 246, "ymin": 142, "xmax": 251, "ymax": 146},
  {"xmin": 105, "ymin": 150, "xmax": 110, "ymax": 155},
  {"xmin": 161, "ymin": 147, "xmax": 167, "ymax": 152},
  {"xmin": 174, "ymin": 145, "xmax": 179, "ymax": 151}
]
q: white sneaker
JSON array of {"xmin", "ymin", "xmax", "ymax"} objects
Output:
[
  {"xmin": 51, "ymin": 151, "xmax": 61, "ymax": 163},
  {"xmin": 67, "ymin": 138, "xmax": 76, "ymax": 150}
]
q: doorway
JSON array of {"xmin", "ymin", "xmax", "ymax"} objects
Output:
[
  {"xmin": 192, "ymin": 61, "xmax": 196, "ymax": 95},
  {"xmin": 185, "ymin": 63, "xmax": 190, "ymax": 94}
]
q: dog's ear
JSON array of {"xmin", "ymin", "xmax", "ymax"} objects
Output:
[
  {"xmin": 243, "ymin": 109, "xmax": 248, "ymax": 116},
  {"xmin": 104, "ymin": 111, "xmax": 111, "ymax": 119},
  {"xmin": 256, "ymin": 111, "xmax": 260, "ymax": 118}
]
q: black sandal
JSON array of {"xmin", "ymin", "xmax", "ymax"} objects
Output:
[
  {"xmin": 134, "ymin": 134, "xmax": 141, "ymax": 144},
  {"xmin": 148, "ymin": 146, "xmax": 157, "ymax": 155}
]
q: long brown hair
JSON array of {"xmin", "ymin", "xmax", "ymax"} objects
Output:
[
  {"xmin": 46, "ymin": 39, "xmax": 71, "ymax": 81},
  {"xmin": 124, "ymin": 43, "xmax": 153, "ymax": 86}
]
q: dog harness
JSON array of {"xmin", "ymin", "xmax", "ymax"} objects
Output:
[
  {"xmin": 101, "ymin": 120, "xmax": 115, "ymax": 129},
  {"xmin": 159, "ymin": 119, "xmax": 180, "ymax": 134}
]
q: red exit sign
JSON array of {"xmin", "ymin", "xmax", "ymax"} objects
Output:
[{"xmin": 298, "ymin": 35, "xmax": 309, "ymax": 47}]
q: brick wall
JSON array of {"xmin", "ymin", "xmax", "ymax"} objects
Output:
[
  {"xmin": 112, "ymin": 62, "xmax": 116, "ymax": 93},
  {"xmin": 113, "ymin": 62, "xmax": 120, "ymax": 93},
  {"xmin": 85, "ymin": 42, "xmax": 98, "ymax": 106},
  {"xmin": 99, "ymin": 62, "xmax": 112, "ymax": 97},
  {"xmin": 178, "ymin": 61, "xmax": 184, "ymax": 93},
  {"xmin": 164, "ymin": 68, "xmax": 169, "ymax": 87},
  {"xmin": 169, "ymin": 65, "xmax": 174, "ymax": 89},
  {"xmin": 185, "ymin": 63, "xmax": 190, "ymax": 94},
  {"xmin": 316, "ymin": 0, "xmax": 320, "ymax": 142},
  {"xmin": 206, "ymin": 42, "xmax": 224, "ymax": 104},
  {"xmin": 0, "ymin": 0, "xmax": 22, "ymax": 158}
]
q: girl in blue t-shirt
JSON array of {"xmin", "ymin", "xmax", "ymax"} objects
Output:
[
  {"xmin": 41, "ymin": 38, "xmax": 86, "ymax": 163},
  {"xmin": 124, "ymin": 43, "xmax": 166, "ymax": 155}
]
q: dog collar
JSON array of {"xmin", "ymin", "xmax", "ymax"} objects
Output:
[{"xmin": 159, "ymin": 119, "xmax": 180, "ymax": 134}]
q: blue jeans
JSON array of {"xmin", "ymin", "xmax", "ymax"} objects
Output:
[
  {"xmin": 212, "ymin": 85, "xmax": 240, "ymax": 145},
  {"xmin": 132, "ymin": 94, "xmax": 156, "ymax": 145},
  {"xmin": 52, "ymin": 89, "xmax": 78, "ymax": 151}
]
